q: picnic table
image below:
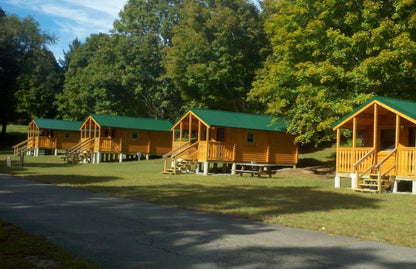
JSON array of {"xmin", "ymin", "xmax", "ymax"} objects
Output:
[{"xmin": 232, "ymin": 163, "xmax": 277, "ymax": 178}]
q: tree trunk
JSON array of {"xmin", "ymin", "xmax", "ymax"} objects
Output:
[{"xmin": 1, "ymin": 121, "xmax": 7, "ymax": 138}]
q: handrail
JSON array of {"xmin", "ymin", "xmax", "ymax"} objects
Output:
[
  {"xmin": 353, "ymin": 148, "xmax": 375, "ymax": 168},
  {"xmin": 12, "ymin": 137, "xmax": 34, "ymax": 149},
  {"xmin": 163, "ymin": 142, "xmax": 191, "ymax": 159},
  {"xmin": 172, "ymin": 141, "xmax": 199, "ymax": 158},
  {"xmin": 358, "ymin": 165, "xmax": 375, "ymax": 180},
  {"xmin": 67, "ymin": 138, "xmax": 94, "ymax": 154},
  {"xmin": 375, "ymin": 148, "xmax": 397, "ymax": 169},
  {"xmin": 382, "ymin": 164, "xmax": 396, "ymax": 177}
]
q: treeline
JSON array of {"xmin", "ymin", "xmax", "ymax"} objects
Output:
[{"xmin": 2, "ymin": 0, "xmax": 416, "ymax": 145}]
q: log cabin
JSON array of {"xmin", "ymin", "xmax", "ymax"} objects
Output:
[
  {"xmin": 333, "ymin": 96, "xmax": 416, "ymax": 194},
  {"xmin": 13, "ymin": 118, "xmax": 83, "ymax": 156},
  {"xmin": 65, "ymin": 114, "xmax": 172, "ymax": 164},
  {"xmin": 163, "ymin": 108, "xmax": 298, "ymax": 175}
]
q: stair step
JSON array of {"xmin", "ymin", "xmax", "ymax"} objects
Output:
[
  {"xmin": 359, "ymin": 183, "xmax": 388, "ymax": 188},
  {"xmin": 354, "ymin": 188, "xmax": 379, "ymax": 193}
]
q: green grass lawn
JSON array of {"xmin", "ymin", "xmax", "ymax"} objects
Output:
[
  {"xmin": 1, "ymin": 125, "xmax": 416, "ymax": 249},
  {"xmin": 0, "ymin": 220, "xmax": 99, "ymax": 269}
]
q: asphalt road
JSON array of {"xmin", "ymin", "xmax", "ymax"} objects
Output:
[{"xmin": 0, "ymin": 174, "xmax": 415, "ymax": 268}]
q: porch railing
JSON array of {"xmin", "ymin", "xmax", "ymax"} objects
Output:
[
  {"xmin": 396, "ymin": 147, "xmax": 416, "ymax": 176},
  {"xmin": 337, "ymin": 147, "xmax": 374, "ymax": 173}
]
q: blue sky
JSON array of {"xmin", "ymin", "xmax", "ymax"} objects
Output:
[{"xmin": 1, "ymin": 0, "xmax": 128, "ymax": 61}]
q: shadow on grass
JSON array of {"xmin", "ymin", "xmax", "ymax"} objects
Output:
[
  {"xmin": 85, "ymin": 183, "xmax": 380, "ymax": 218},
  {"xmin": 21, "ymin": 174, "xmax": 120, "ymax": 185}
]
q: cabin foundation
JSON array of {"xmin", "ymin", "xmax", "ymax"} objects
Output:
[{"xmin": 334, "ymin": 176, "xmax": 341, "ymax": 188}]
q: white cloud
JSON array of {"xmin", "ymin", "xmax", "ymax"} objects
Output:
[
  {"xmin": 3, "ymin": 0, "xmax": 128, "ymax": 60},
  {"xmin": 62, "ymin": 0, "xmax": 126, "ymax": 16}
]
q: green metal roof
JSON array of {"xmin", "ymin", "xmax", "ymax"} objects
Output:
[
  {"xmin": 180, "ymin": 108, "xmax": 288, "ymax": 132},
  {"xmin": 91, "ymin": 114, "xmax": 172, "ymax": 132},
  {"xmin": 332, "ymin": 96, "xmax": 416, "ymax": 129},
  {"xmin": 33, "ymin": 118, "xmax": 83, "ymax": 131}
]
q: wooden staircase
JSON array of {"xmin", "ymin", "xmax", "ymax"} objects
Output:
[
  {"xmin": 63, "ymin": 138, "xmax": 94, "ymax": 164},
  {"xmin": 162, "ymin": 142, "xmax": 198, "ymax": 175},
  {"xmin": 354, "ymin": 174, "xmax": 396, "ymax": 193},
  {"xmin": 12, "ymin": 138, "xmax": 34, "ymax": 156},
  {"xmin": 353, "ymin": 148, "xmax": 397, "ymax": 193}
]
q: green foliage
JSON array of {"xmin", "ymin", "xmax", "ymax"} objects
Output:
[
  {"xmin": 58, "ymin": 0, "xmax": 184, "ymax": 121},
  {"xmin": 15, "ymin": 48, "xmax": 63, "ymax": 120},
  {"xmin": 166, "ymin": 0, "xmax": 268, "ymax": 111},
  {"xmin": 0, "ymin": 8, "xmax": 55, "ymax": 135},
  {"xmin": 113, "ymin": 0, "xmax": 184, "ymax": 121},
  {"xmin": 250, "ymin": 0, "xmax": 416, "ymax": 144},
  {"xmin": 57, "ymin": 33, "xmax": 139, "ymax": 120}
]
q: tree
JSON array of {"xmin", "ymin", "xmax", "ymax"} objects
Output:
[
  {"xmin": 15, "ymin": 48, "xmax": 63, "ymax": 120},
  {"xmin": 58, "ymin": 0, "xmax": 184, "ymax": 122},
  {"xmin": 0, "ymin": 8, "xmax": 54, "ymax": 136},
  {"xmin": 113, "ymin": 0, "xmax": 184, "ymax": 121},
  {"xmin": 57, "ymin": 33, "xmax": 132, "ymax": 120},
  {"xmin": 166, "ymin": 0, "xmax": 268, "ymax": 112},
  {"xmin": 250, "ymin": 0, "xmax": 416, "ymax": 145},
  {"xmin": 59, "ymin": 38, "xmax": 82, "ymax": 72}
]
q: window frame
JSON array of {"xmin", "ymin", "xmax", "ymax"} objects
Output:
[
  {"xmin": 131, "ymin": 131, "xmax": 138, "ymax": 140},
  {"xmin": 246, "ymin": 132, "xmax": 255, "ymax": 144}
]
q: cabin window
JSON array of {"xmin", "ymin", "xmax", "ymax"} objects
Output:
[
  {"xmin": 104, "ymin": 129, "xmax": 109, "ymax": 137},
  {"xmin": 216, "ymin": 128, "xmax": 225, "ymax": 142},
  {"xmin": 64, "ymin": 132, "xmax": 71, "ymax": 138},
  {"xmin": 131, "ymin": 131, "xmax": 138, "ymax": 140},
  {"xmin": 40, "ymin": 130, "xmax": 45, "ymax": 136},
  {"xmin": 246, "ymin": 132, "xmax": 255, "ymax": 144},
  {"xmin": 380, "ymin": 129, "xmax": 395, "ymax": 151}
]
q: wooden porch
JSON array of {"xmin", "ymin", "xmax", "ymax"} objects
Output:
[{"xmin": 334, "ymin": 99, "xmax": 416, "ymax": 193}]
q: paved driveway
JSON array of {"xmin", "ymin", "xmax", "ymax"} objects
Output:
[{"xmin": 0, "ymin": 174, "xmax": 415, "ymax": 268}]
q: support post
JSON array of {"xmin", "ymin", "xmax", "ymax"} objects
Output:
[
  {"xmin": 393, "ymin": 180, "xmax": 398, "ymax": 193},
  {"xmin": 97, "ymin": 152, "xmax": 101, "ymax": 164},
  {"xmin": 203, "ymin": 162, "xmax": 209, "ymax": 176},
  {"xmin": 350, "ymin": 173, "xmax": 357, "ymax": 190},
  {"xmin": 20, "ymin": 152, "xmax": 24, "ymax": 167},
  {"xmin": 146, "ymin": 154, "xmax": 149, "ymax": 160},
  {"xmin": 189, "ymin": 113, "xmax": 192, "ymax": 143},
  {"xmin": 231, "ymin": 163, "xmax": 236, "ymax": 175},
  {"xmin": 413, "ymin": 181, "xmax": 416, "ymax": 195},
  {"xmin": 336, "ymin": 129, "xmax": 340, "ymax": 174},
  {"xmin": 373, "ymin": 104, "xmax": 378, "ymax": 150},
  {"xmin": 195, "ymin": 163, "xmax": 200, "ymax": 174},
  {"xmin": 54, "ymin": 148, "xmax": 58, "ymax": 156},
  {"xmin": 119, "ymin": 153, "xmax": 123, "ymax": 163},
  {"xmin": 352, "ymin": 117, "xmax": 357, "ymax": 149},
  {"xmin": 335, "ymin": 176, "xmax": 341, "ymax": 188}
]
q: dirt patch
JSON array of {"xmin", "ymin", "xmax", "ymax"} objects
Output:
[{"xmin": 275, "ymin": 166, "xmax": 335, "ymax": 178}]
